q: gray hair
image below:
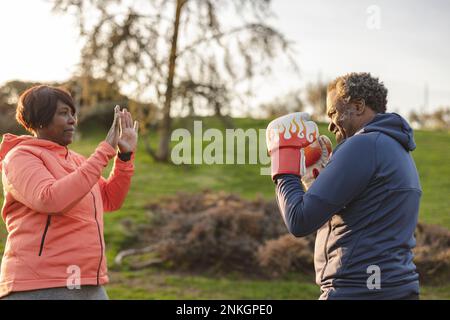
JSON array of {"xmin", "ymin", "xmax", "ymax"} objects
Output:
[{"xmin": 328, "ymin": 72, "xmax": 387, "ymax": 113}]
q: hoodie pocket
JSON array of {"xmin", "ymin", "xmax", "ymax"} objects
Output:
[{"xmin": 38, "ymin": 215, "xmax": 52, "ymax": 256}]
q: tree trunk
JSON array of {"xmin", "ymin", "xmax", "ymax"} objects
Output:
[
  {"xmin": 155, "ymin": 0, "xmax": 185, "ymax": 162},
  {"xmin": 214, "ymin": 101, "xmax": 234, "ymax": 128}
]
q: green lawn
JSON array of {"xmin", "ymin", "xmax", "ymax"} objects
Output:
[
  {"xmin": 107, "ymin": 270, "xmax": 321, "ymax": 300},
  {"xmin": 0, "ymin": 117, "xmax": 449, "ymax": 299},
  {"xmin": 106, "ymin": 269, "xmax": 450, "ymax": 300}
]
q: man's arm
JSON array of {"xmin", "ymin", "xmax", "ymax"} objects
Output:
[{"xmin": 275, "ymin": 134, "xmax": 377, "ymax": 237}]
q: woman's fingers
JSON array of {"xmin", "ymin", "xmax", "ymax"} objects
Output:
[
  {"xmin": 120, "ymin": 108, "xmax": 130, "ymax": 128},
  {"xmin": 117, "ymin": 106, "xmax": 137, "ymax": 133},
  {"xmin": 119, "ymin": 109, "xmax": 126, "ymax": 132},
  {"xmin": 110, "ymin": 105, "xmax": 119, "ymax": 132},
  {"xmin": 115, "ymin": 105, "xmax": 120, "ymax": 122},
  {"xmin": 105, "ymin": 105, "xmax": 121, "ymax": 149},
  {"xmin": 120, "ymin": 107, "xmax": 134, "ymax": 128},
  {"xmin": 116, "ymin": 106, "xmax": 122, "ymax": 133},
  {"xmin": 128, "ymin": 111, "xmax": 133, "ymax": 128},
  {"xmin": 125, "ymin": 108, "xmax": 132, "ymax": 128}
]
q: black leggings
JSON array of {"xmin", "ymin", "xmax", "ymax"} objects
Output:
[{"xmin": 1, "ymin": 285, "xmax": 109, "ymax": 300}]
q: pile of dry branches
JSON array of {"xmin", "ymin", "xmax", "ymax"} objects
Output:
[{"xmin": 115, "ymin": 190, "xmax": 450, "ymax": 284}]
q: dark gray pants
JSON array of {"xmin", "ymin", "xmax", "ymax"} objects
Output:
[{"xmin": 1, "ymin": 285, "xmax": 109, "ymax": 300}]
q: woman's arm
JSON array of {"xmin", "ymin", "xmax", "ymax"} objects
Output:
[
  {"xmin": 99, "ymin": 107, "xmax": 138, "ymax": 212},
  {"xmin": 2, "ymin": 142, "xmax": 116, "ymax": 214},
  {"xmin": 2, "ymin": 106, "xmax": 123, "ymax": 214},
  {"xmin": 98, "ymin": 153, "xmax": 134, "ymax": 212}
]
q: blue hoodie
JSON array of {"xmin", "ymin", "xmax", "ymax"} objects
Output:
[{"xmin": 275, "ymin": 113, "xmax": 421, "ymax": 299}]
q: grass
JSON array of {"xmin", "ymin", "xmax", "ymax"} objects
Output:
[
  {"xmin": 0, "ymin": 116, "xmax": 449, "ymax": 299},
  {"xmin": 106, "ymin": 269, "xmax": 450, "ymax": 300},
  {"xmin": 106, "ymin": 270, "xmax": 321, "ymax": 300},
  {"xmin": 413, "ymin": 130, "xmax": 450, "ymax": 227}
]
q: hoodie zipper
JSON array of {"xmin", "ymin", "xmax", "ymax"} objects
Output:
[
  {"xmin": 319, "ymin": 220, "xmax": 332, "ymax": 281},
  {"xmin": 90, "ymin": 192, "xmax": 103, "ymax": 286},
  {"xmin": 38, "ymin": 215, "xmax": 52, "ymax": 256}
]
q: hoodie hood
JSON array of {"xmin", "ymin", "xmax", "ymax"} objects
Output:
[
  {"xmin": 360, "ymin": 113, "xmax": 416, "ymax": 151},
  {"xmin": 0, "ymin": 134, "xmax": 34, "ymax": 164},
  {"xmin": 0, "ymin": 134, "xmax": 69, "ymax": 171}
]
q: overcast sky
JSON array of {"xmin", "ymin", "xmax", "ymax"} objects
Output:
[
  {"xmin": 269, "ymin": 0, "xmax": 450, "ymax": 116},
  {"xmin": 0, "ymin": 0, "xmax": 449, "ymax": 117}
]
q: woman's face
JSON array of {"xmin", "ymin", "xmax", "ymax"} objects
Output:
[{"xmin": 37, "ymin": 101, "xmax": 77, "ymax": 146}]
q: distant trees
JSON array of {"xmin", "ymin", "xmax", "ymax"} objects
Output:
[
  {"xmin": 260, "ymin": 90, "xmax": 304, "ymax": 119},
  {"xmin": 259, "ymin": 78, "xmax": 327, "ymax": 120},
  {"xmin": 305, "ymin": 80, "xmax": 327, "ymax": 120},
  {"xmin": 410, "ymin": 107, "xmax": 450, "ymax": 130},
  {"xmin": 0, "ymin": 80, "xmax": 43, "ymax": 134},
  {"xmin": 65, "ymin": 76, "xmax": 157, "ymax": 132},
  {"xmin": 259, "ymin": 78, "xmax": 328, "ymax": 120},
  {"xmin": 0, "ymin": 78, "xmax": 154, "ymax": 134}
]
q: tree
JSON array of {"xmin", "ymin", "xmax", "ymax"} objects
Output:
[
  {"xmin": 0, "ymin": 80, "xmax": 43, "ymax": 106},
  {"xmin": 260, "ymin": 89, "xmax": 304, "ymax": 119},
  {"xmin": 51, "ymin": 0, "xmax": 298, "ymax": 161},
  {"xmin": 409, "ymin": 110, "xmax": 421, "ymax": 128},
  {"xmin": 62, "ymin": 76, "xmax": 157, "ymax": 132},
  {"xmin": 306, "ymin": 80, "xmax": 327, "ymax": 120},
  {"xmin": 430, "ymin": 107, "xmax": 450, "ymax": 130},
  {"xmin": 0, "ymin": 81, "xmax": 48, "ymax": 134},
  {"xmin": 409, "ymin": 107, "xmax": 450, "ymax": 130},
  {"xmin": 0, "ymin": 78, "xmax": 154, "ymax": 135}
]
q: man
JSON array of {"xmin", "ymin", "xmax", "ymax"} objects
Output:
[{"xmin": 266, "ymin": 72, "xmax": 421, "ymax": 299}]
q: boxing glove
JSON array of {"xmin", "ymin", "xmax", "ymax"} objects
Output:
[
  {"xmin": 266, "ymin": 112, "xmax": 319, "ymax": 180},
  {"xmin": 301, "ymin": 135, "xmax": 333, "ymax": 190}
]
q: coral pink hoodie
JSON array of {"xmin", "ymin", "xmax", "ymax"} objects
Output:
[{"xmin": 0, "ymin": 134, "xmax": 134, "ymax": 298}]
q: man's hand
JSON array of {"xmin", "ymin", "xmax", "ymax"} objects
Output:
[
  {"xmin": 266, "ymin": 112, "xmax": 319, "ymax": 181},
  {"xmin": 301, "ymin": 135, "xmax": 333, "ymax": 190}
]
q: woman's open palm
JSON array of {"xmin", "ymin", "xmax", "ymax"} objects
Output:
[{"xmin": 118, "ymin": 108, "xmax": 139, "ymax": 153}]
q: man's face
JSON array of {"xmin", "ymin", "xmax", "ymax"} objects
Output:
[
  {"xmin": 39, "ymin": 101, "xmax": 77, "ymax": 146},
  {"xmin": 326, "ymin": 89, "xmax": 358, "ymax": 144}
]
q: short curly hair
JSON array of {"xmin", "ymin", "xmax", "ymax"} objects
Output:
[{"xmin": 328, "ymin": 72, "xmax": 387, "ymax": 113}]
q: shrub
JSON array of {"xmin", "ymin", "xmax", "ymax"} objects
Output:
[{"xmin": 117, "ymin": 191, "xmax": 450, "ymax": 284}]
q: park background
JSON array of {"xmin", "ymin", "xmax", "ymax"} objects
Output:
[{"xmin": 0, "ymin": 0, "xmax": 449, "ymax": 299}]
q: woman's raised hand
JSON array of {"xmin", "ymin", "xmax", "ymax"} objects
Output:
[
  {"xmin": 118, "ymin": 107, "xmax": 139, "ymax": 154},
  {"xmin": 105, "ymin": 105, "xmax": 121, "ymax": 149}
]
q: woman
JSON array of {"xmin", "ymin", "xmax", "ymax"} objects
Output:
[{"xmin": 0, "ymin": 85, "xmax": 138, "ymax": 299}]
